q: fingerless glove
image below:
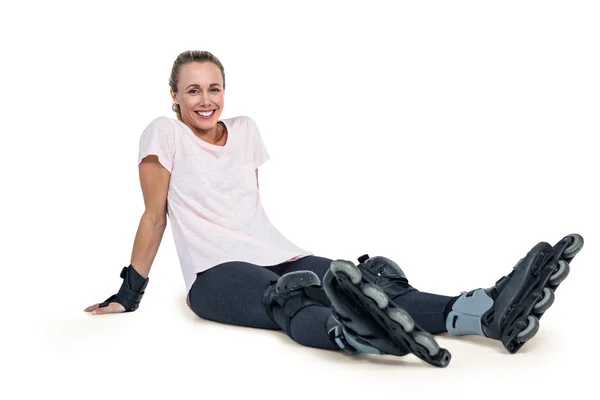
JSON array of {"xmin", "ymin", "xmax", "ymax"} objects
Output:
[{"xmin": 99, "ymin": 265, "xmax": 149, "ymax": 312}]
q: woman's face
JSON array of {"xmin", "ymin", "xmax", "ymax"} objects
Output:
[{"xmin": 171, "ymin": 62, "xmax": 225, "ymax": 133}]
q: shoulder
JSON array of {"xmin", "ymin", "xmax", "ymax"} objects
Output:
[
  {"xmin": 222, "ymin": 115, "xmax": 259, "ymax": 133},
  {"xmin": 143, "ymin": 116, "xmax": 181, "ymax": 133},
  {"xmin": 139, "ymin": 116, "xmax": 186, "ymax": 143}
]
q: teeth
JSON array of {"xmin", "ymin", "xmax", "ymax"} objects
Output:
[{"xmin": 196, "ymin": 110, "xmax": 214, "ymax": 117}]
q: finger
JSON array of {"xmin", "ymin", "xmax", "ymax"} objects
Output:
[
  {"xmin": 93, "ymin": 302, "xmax": 125, "ymax": 315},
  {"xmin": 92, "ymin": 305, "xmax": 114, "ymax": 315},
  {"xmin": 84, "ymin": 304, "xmax": 100, "ymax": 312},
  {"xmin": 85, "ymin": 302, "xmax": 111, "ymax": 312}
]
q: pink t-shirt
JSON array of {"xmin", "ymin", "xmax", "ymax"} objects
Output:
[{"xmin": 137, "ymin": 115, "xmax": 313, "ymax": 291}]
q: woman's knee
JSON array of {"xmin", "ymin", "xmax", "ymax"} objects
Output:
[{"xmin": 301, "ymin": 256, "xmax": 333, "ymax": 279}]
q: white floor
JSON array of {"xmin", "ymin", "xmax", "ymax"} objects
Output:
[{"xmin": 10, "ymin": 245, "xmax": 596, "ymax": 400}]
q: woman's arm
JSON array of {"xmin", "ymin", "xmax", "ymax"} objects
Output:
[
  {"xmin": 129, "ymin": 155, "xmax": 172, "ymax": 278},
  {"xmin": 84, "ymin": 155, "xmax": 171, "ymax": 314}
]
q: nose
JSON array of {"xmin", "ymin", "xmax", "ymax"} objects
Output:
[{"xmin": 197, "ymin": 90, "xmax": 213, "ymax": 107}]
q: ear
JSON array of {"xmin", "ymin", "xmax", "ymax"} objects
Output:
[{"xmin": 170, "ymin": 88, "xmax": 178, "ymax": 104}]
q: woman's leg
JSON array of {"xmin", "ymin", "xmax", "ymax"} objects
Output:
[
  {"xmin": 188, "ymin": 261, "xmax": 280, "ymax": 330},
  {"xmin": 188, "ymin": 258, "xmax": 451, "ymax": 366},
  {"xmin": 187, "ymin": 260, "xmax": 338, "ymax": 350},
  {"xmin": 269, "ymin": 255, "xmax": 332, "ymax": 280},
  {"xmin": 390, "ymin": 291, "xmax": 457, "ymax": 334},
  {"xmin": 274, "ymin": 255, "xmax": 456, "ymax": 334}
]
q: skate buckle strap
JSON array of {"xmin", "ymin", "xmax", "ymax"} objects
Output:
[{"xmin": 328, "ymin": 324, "xmax": 381, "ymax": 355}]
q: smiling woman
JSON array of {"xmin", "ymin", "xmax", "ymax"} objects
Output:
[{"xmin": 83, "ymin": 50, "xmax": 584, "ymax": 369}]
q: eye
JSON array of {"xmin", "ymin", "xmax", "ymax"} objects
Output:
[
  {"xmin": 211, "ymin": 88, "xmax": 221, "ymax": 92},
  {"xmin": 188, "ymin": 89, "xmax": 199, "ymax": 94}
]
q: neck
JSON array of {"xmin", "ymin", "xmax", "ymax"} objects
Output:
[{"xmin": 190, "ymin": 122, "xmax": 224, "ymax": 145}]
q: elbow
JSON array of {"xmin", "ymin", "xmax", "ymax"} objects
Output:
[
  {"xmin": 143, "ymin": 211, "xmax": 167, "ymax": 229},
  {"xmin": 153, "ymin": 219, "xmax": 168, "ymax": 230}
]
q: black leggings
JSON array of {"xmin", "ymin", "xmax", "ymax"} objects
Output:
[{"xmin": 187, "ymin": 255, "xmax": 455, "ymax": 351}]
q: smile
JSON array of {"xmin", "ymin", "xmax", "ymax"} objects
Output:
[{"xmin": 195, "ymin": 110, "xmax": 215, "ymax": 117}]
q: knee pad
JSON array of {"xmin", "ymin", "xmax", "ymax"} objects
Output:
[
  {"xmin": 358, "ymin": 254, "xmax": 414, "ymax": 297},
  {"xmin": 263, "ymin": 270, "xmax": 329, "ymax": 333}
]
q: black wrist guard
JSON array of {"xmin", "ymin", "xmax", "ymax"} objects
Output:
[{"xmin": 99, "ymin": 265, "xmax": 149, "ymax": 312}]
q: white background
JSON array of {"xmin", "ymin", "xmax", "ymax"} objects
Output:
[{"xmin": 1, "ymin": 0, "xmax": 598, "ymax": 398}]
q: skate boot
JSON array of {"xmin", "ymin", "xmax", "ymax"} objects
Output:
[
  {"xmin": 323, "ymin": 259, "xmax": 452, "ymax": 368},
  {"xmin": 446, "ymin": 233, "xmax": 584, "ymax": 354}
]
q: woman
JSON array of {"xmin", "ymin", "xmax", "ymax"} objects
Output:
[{"xmin": 84, "ymin": 50, "xmax": 584, "ymax": 368}]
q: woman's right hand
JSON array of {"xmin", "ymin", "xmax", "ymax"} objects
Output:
[{"xmin": 84, "ymin": 301, "xmax": 126, "ymax": 315}]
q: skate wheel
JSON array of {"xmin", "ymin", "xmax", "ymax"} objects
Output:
[
  {"xmin": 532, "ymin": 287, "xmax": 555, "ymax": 314},
  {"xmin": 563, "ymin": 234, "xmax": 584, "ymax": 259},
  {"xmin": 412, "ymin": 331, "xmax": 440, "ymax": 357},
  {"xmin": 516, "ymin": 315, "xmax": 539, "ymax": 342},
  {"xmin": 387, "ymin": 307, "xmax": 415, "ymax": 333},
  {"xmin": 361, "ymin": 284, "xmax": 389, "ymax": 309},
  {"xmin": 549, "ymin": 260, "xmax": 570, "ymax": 286},
  {"xmin": 331, "ymin": 260, "xmax": 362, "ymax": 285}
]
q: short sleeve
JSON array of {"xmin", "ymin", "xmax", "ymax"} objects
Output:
[
  {"xmin": 248, "ymin": 117, "xmax": 270, "ymax": 169},
  {"xmin": 138, "ymin": 117, "xmax": 175, "ymax": 172}
]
